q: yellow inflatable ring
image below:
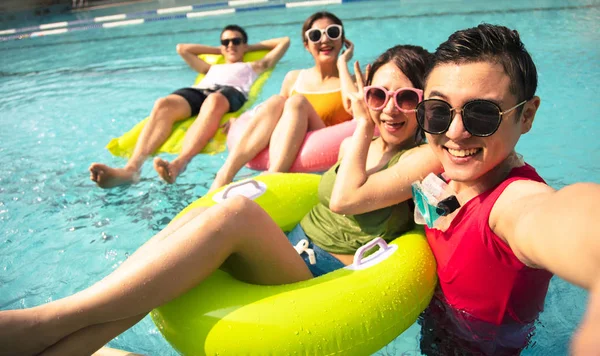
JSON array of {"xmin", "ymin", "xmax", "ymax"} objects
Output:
[
  {"xmin": 106, "ymin": 50, "xmax": 274, "ymax": 157},
  {"xmin": 151, "ymin": 173, "xmax": 437, "ymax": 355}
]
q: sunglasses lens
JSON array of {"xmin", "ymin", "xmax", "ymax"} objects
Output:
[
  {"xmin": 463, "ymin": 101, "xmax": 501, "ymax": 136},
  {"xmin": 221, "ymin": 38, "xmax": 242, "ymax": 46},
  {"xmin": 365, "ymin": 88, "xmax": 387, "ymax": 109},
  {"xmin": 307, "ymin": 29, "xmax": 322, "ymax": 43},
  {"xmin": 395, "ymin": 90, "xmax": 420, "ymax": 110},
  {"xmin": 417, "ymin": 100, "xmax": 452, "ymax": 134},
  {"xmin": 326, "ymin": 25, "xmax": 341, "ymax": 40}
]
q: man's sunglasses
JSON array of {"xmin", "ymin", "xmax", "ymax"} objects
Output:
[
  {"xmin": 305, "ymin": 24, "xmax": 343, "ymax": 43},
  {"xmin": 221, "ymin": 37, "xmax": 244, "ymax": 46},
  {"xmin": 416, "ymin": 99, "xmax": 528, "ymax": 137},
  {"xmin": 364, "ymin": 86, "xmax": 423, "ymax": 112}
]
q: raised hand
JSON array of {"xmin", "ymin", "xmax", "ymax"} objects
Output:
[
  {"xmin": 339, "ymin": 39, "xmax": 354, "ymax": 64},
  {"xmin": 349, "ymin": 61, "xmax": 374, "ymax": 126}
]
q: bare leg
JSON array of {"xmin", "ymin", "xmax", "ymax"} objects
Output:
[
  {"xmin": 40, "ymin": 314, "xmax": 145, "ymax": 356},
  {"xmin": 0, "ymin": 208, "xmax": 207, "ymax": 356},
  {"xmin": 89, "ymin": 95, "xmax": 192, "ymax": 188},
  {"xmin": 210, "ymin": 95, "xmax": 286, "ymax": 192},
  {"xmin": 32, "ymin": 208, "xmax": 208, "ymax": 356},
  {"xmin": 154, "ymin": 92, "xmax": 230, "ymax": 184},
  {"xmin": 268, "ymin": 94, "xmax": 325, "ymax": 172},
  {"xmin": 0, "ymin": 197, "xmax": 311, "ymax": 354}
]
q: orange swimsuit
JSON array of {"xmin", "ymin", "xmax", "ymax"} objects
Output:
[{"xmin": 290, "ymin": 70, "xmax": 352, "ymax": 126}]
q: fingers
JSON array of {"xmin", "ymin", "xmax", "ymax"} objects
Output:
[{"xmin": 354, "ymin": 61, "xmax": 365, "ymax": 92}]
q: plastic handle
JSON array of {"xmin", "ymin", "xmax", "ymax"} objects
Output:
[
  {"xmin": 222, "ymin": 180, "xmax": 261, "ymax": 199},
  {"xmin": 352, "ymin": 237, "xmax": 389, "ymax": 267}
]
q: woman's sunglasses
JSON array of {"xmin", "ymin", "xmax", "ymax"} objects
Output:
[
  {"xmin": 305, "ymin": 24, "xmax": 343, "ymax": 43},
  {"xmin": 221, "ymin": 37, "xmax": 244, "ymax": 46},
  {"xmin": 415, "ymin": 99, "xmax": 528, "ymax": 137},
  {"xmin": 364, "ymin": 86, "xmax": 423, "ymax": 112}
]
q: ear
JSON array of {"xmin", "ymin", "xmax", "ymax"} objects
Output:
[{"xmin": 520, "ymin": 96, "xmax": 540, "ymax": 134}]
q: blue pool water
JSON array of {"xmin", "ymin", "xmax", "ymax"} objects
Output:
[{"xmin": 1, "ymin": 0, "xmax": 598, "ymax": 354}]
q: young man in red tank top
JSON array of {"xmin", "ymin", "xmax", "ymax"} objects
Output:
[{"xmin": 414, "ymin": 24, "xmax": 600, "ymax": 355}]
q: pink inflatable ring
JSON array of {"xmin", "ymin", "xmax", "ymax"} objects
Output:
[{"xmin": 226, "ymin": 110, "xmax": 357, "ymax": 172}]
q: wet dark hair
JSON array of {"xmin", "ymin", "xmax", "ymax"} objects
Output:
[
  {"xmin": 366, "ymin": 45, "xmax": 434, "ymax": 142},
  {"xmin": 221, "ymin": 24, "xmax": 248, "ymax": 44},
  {"xmin": 301, "ymin": 11, "xmax": 345, "ymax": 44},
  {"xmin": 430, "ymin": 23, "xmax": 537, "ymax": 111}
]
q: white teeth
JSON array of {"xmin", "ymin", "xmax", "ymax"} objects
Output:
[
  {"xmin": 447, "ymin": 148, "xmax": 479, "ymax": 157},
  {"xmin": 383, "ymin": 121, "xmax": 404, "ymax": 127}
]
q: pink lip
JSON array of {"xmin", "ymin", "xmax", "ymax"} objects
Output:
[{"xmin": 382, "ymin": 121, "xmax": 405, "ymax": 133}]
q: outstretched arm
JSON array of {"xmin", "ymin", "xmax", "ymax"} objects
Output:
[
  {"xmin": 329, "ymin": 62, "xmax": 442, "ymax": 215},
  {"xmin": 494, "ymin": 182, "xmax": 599, "ymax": 288},
  {"xmin": 176, "ymin": 43, "xmax": 221, "ymax": 74},
  {"xmin": 492, "ymin": 182, "xmax": 600, "ymax": 355},
  {"xmin": 250, "ymin": 37, "xmax": 291, "ymax": 74}
]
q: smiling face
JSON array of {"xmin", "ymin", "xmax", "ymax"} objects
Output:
[
  {"xmin": 220, "ymin": 29, "xmax": 247, "ymax": 63},
  {"xmin": 368, "ymin": 62, "xmax": 420, "ymax": 147},
  {"xmin": 425, "ymin": 61, "xmax": 538, "ymax": 185},
  {"xmin": 304, "ymin": 17, "xmax": 343, "ymax": 64}
]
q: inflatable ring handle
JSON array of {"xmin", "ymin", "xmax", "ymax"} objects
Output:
[
  {"xmin": 353, "ymin": 237, "xmax": 390, "ymax": 267},
  {"xmin": 222, "ymin": 179, "xmax": 262, "ymax": 199}
]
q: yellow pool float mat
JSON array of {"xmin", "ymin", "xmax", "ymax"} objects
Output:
[
  {"xmin": 151, "ymin": 173, "xmax": 438, "ymax": 355},
  {"xmin": 106, "ymin": 50, "xmax": 272, "ymax": 157}
]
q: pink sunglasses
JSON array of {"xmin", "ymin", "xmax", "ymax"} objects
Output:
[{"xmin": 364, "ymin": 86, "xmax": 423, "ymax": 112}]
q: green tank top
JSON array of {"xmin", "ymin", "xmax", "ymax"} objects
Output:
[{"xmin": 299, "ymin": 149, "xmax": 415, "ymax": 254}]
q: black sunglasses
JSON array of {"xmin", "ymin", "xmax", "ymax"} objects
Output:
[
  {"xmin": 416, "ymin": 99, "xmax": 528, "ymax": 137},
  {"xmin": 220, "ymin": 37, "xmax": 244, "ymax": 46}
]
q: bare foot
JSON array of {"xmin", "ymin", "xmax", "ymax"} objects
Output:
[
  {"xmin": 89, "ymin": 163, "xmax": 140, "ymax": 189},
  {"xmin": 153, "ymin": 157, "xmax": 186, "ymax": 184}
]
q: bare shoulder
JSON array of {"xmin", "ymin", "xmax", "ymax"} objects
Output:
[
  {"xmin": 491, "ymin": 179, "xmax": 555, "ymax": 240},
  {"xmin": 283, "ymin": 69, "xmax": 301, "ymax": 82},
  {"xmin": 496, "ymin": 179, "xmax": 554, "ymax": 209},
  {"xmin": 280, "ymin": 70, "xmax": 302, "ymax": 96}
]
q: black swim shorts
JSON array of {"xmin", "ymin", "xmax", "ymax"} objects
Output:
[{"xmin": 172, "ymin": 85, "xmax": 246, "ymax": 117}]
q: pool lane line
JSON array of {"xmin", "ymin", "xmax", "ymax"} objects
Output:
[
  {"xmin": 286, "ymin": 0, "xmax": 342, "ymax": 7},
  {"xmin": 1, "ymin": 0, "xmax": 370, "ymax": 42},
  {"xmin": 2, "ymin": 1, "xmax": 230, "ymax": 36}
]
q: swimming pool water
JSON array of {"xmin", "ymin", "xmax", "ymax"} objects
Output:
[{"xmin": 1, "ymin": 0, "xmax": 598, "ymax": 354}]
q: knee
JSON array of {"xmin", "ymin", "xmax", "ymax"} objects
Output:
[
  {"xmin": 151, "ymin": 97, "xmax": 178, "ymax": 120},
  {"xmin": 253, "ymin": 95, "xmax": 285, "ymax": 116},
  {"xmin": 266, "ymin": 94, "xmax": 287, "ymax": 108},
  {"xmin": 205, "ymin": 92, "xmax": 228, "ymax": 107},
  {"xmin": 216, "ymin": 196, "xmax": 261, "ymax": 223},
  {"xmin": 284, "ymin": 94, "xmax": 310, "ymax": 112},
  {"xmin": 153, "ymin": 97, "xmax": 171, "ymax": 111}
]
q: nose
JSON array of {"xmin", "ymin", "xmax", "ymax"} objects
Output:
[
  {"xmin": 445, "ymin": 110, "xmax": 471, "ymax": 140},
  {"xmin": 320, "ymin": 31, "xmax": 330, "ymax": 44},
  {"xmin": 382, "ymin": 94, "xmax": 398, "ymax": 116}
]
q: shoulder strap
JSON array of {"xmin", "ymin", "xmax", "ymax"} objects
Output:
[{"xmin": 291, "ymin": 70, "xmax": 304, "ymax": 92}]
